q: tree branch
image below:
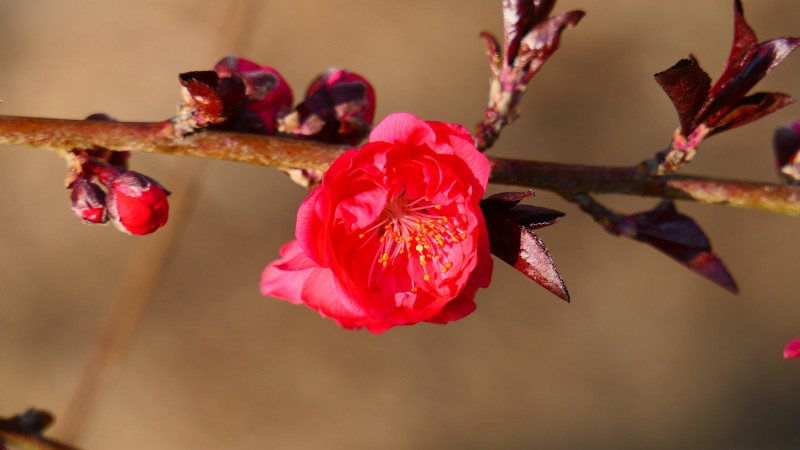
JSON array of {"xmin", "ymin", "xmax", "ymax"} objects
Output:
[
  {"xmin": 1, "ymin": 115, "xmax": 799, "ymax": 215},
  {"xmin": 0, "ymin": 116, "xmax": 344, "ymax": 170}
]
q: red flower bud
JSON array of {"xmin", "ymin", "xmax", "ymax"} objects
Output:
[
  {"xmin": 213, "ymin": 56, "xmax": 293, "ymax": 134},
  {"xmin": 282, "ymin": 68, "xmax": 376, "ymax": 145},
  {"xmin": 306, "ymin": 69, "xmax": 376, "ymax": 126},
  {"xmin": 70, "ymin": 177, "xmax": 108, "ymax": 224},
  {"xmin": 105, "ymin": 171, "xmax": 170, "ymax": 235}
]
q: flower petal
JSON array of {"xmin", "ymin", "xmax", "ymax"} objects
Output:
[
  {"xmin": 784, "ymin": 337, "xmax": 800, "ymax": 359},
  {"xmin": 261, "ymin": 240, "xmax": 369, "ymax": 322}
]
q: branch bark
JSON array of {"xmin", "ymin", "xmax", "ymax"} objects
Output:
[{"xmin": 2, "ymin": 115, "xmax": 799, "ymax": 215}]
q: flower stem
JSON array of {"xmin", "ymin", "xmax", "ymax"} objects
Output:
[{"xmin": 2, "ymin": 115, "xmax": 799, "ymax": 215}]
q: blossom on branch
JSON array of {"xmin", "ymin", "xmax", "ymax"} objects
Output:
[{"xmin": 261, "ymin": 113, "xmax": 492, "ymax": 332}]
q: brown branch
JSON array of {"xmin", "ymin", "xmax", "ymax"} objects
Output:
[
  {"xmin": 1, "ymin": 115, "xmax": 800, "ymax": 215},
  {"xmin": 0, "ymin": 116, "xmax": 345, "ymax": 171},
  {"xmin": 490, "ymin": 158, "xmax": 800, "ymax": 215}
]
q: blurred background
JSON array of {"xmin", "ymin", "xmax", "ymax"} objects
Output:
[{"xmin": 1, "ymin": 0, "xmax": 799, "ymax": 448}]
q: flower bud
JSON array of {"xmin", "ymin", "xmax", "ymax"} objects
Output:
[
  {"xmin": 70, "ymin": 177, "xmax": 108, "ymax": 224},
  {"xmin": 214, "ymin": 56, "xmax": 293, "ymax": 134},
  {"xmin": 105, "ymin": 171, "xmax": 170, "ymax": 235},
  {"xmin": 281, "ymin": 68, "xmax": 376, "ymax": 145},
  {"xmin": 306, "ymin": 68, "xmax": 376, "ymax": 126}
]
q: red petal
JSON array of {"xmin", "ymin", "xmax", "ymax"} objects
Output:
[{"xmin": 784, "ymin": 337, "xmax": 800, "ymax": 359}]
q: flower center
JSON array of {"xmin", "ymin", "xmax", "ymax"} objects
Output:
[{"xmin": 359, "ymin": 195, "xmax": 468, "ymax": 290}]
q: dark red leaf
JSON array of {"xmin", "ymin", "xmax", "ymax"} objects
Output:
[
  {"xmin": 516, "ymin": 226, "xmax": 569, "ymax": 301},
  {"xmin": 480, "ymin": 191, "xmax": 564, "ymax": 228},
  {"xmin": 702, "ymin": 38, "xmax": 800, "ymax": 127},
  {"xmin": 620, "ymin": 201, "xmax": 738, "ymax": 293},
  {"xmin": 724, "ymin": 0, "xmax": 758, "ymax": 77},
  {"xmin": 482, "ymin": 190, "xmax": 534, "ymax": 204},
  {"xmin": 632, "ymin": 201, "xmax": 709, "ymax": 249},
  {"xmin": 773, "ymin": 122, "xmax": 800, "ymax": 184},
  {"xmin": 710, "ymin": 92, "xmax": 793, "ymax": 135},
  {"xmin": 683, "ymin": 252, "xmax": 738, "ymax": 294},
  {"xmin": 487, "ymin": 216, "xmax": 569, "ymax": 301},
  {"xmin": 654, "ymin": 56, "xmax": 712, "ymax": 134},
  {"xmin": 516, "ymin": 10, "xmax": 585, "ymax": 80}
]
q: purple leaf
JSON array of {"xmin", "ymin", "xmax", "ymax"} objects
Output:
[
  {"xmin": 482, "ymin": 191, "xmax": 568, "ymax": 301},
  {"xmin": 654, "ymin": 56, "xmax": 712, "ymax": 135},
  {"xmin": 710, "ymin": 92, "xmax": 793, "ymax": 135},
  {"xmin": 482, "ymin": 190, "xmax": 535, "ymax": 204},
  {"xmin": 655, "ymin": 2, "xmax": 800, "ymax": 140},
  {"xmin": 703, "ymin": 37, "xmax": 800, "ymax": 127},
  {"xmin": 724, "ymin": 0, "xmax": 758, "ymax": 76},
  {"xmin": 480, "ymin": 191, "xmax": 565, "ymax": 228},
  {"xmin": 621, "ymin": 201, "xmax": 738, "ymax": 293}
]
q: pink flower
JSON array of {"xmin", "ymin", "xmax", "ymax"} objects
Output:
[
  {"xmin": 261, "ymin": 113, "xmax": 493, "ymax": 332},
  {"xmin": 104, "ymin": 171, "xmax": 170, "ymax": 235},
  {"xmin": 784, "ymin": 337, "xmax": 800, "ymax": 359}
]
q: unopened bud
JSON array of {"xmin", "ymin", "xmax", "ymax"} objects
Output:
[
  {"xmin": 214, "ymin": 56, "xmax": 293, "ymax": 134},
  {"xmin": 306, "ymin": 69, "xmax": 376, "ymax": 126},
  {"xmin": 106, "ymin": 171, "xmax": 170, "ymax": 235},
  {"xmin": 282, "ymin": 68, "xmax": 376, "ymax": 144}
]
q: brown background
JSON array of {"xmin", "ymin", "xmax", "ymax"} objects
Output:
[{"xmin": 1, "ymin": 0, "xmax": 800, "ymax": 448}]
